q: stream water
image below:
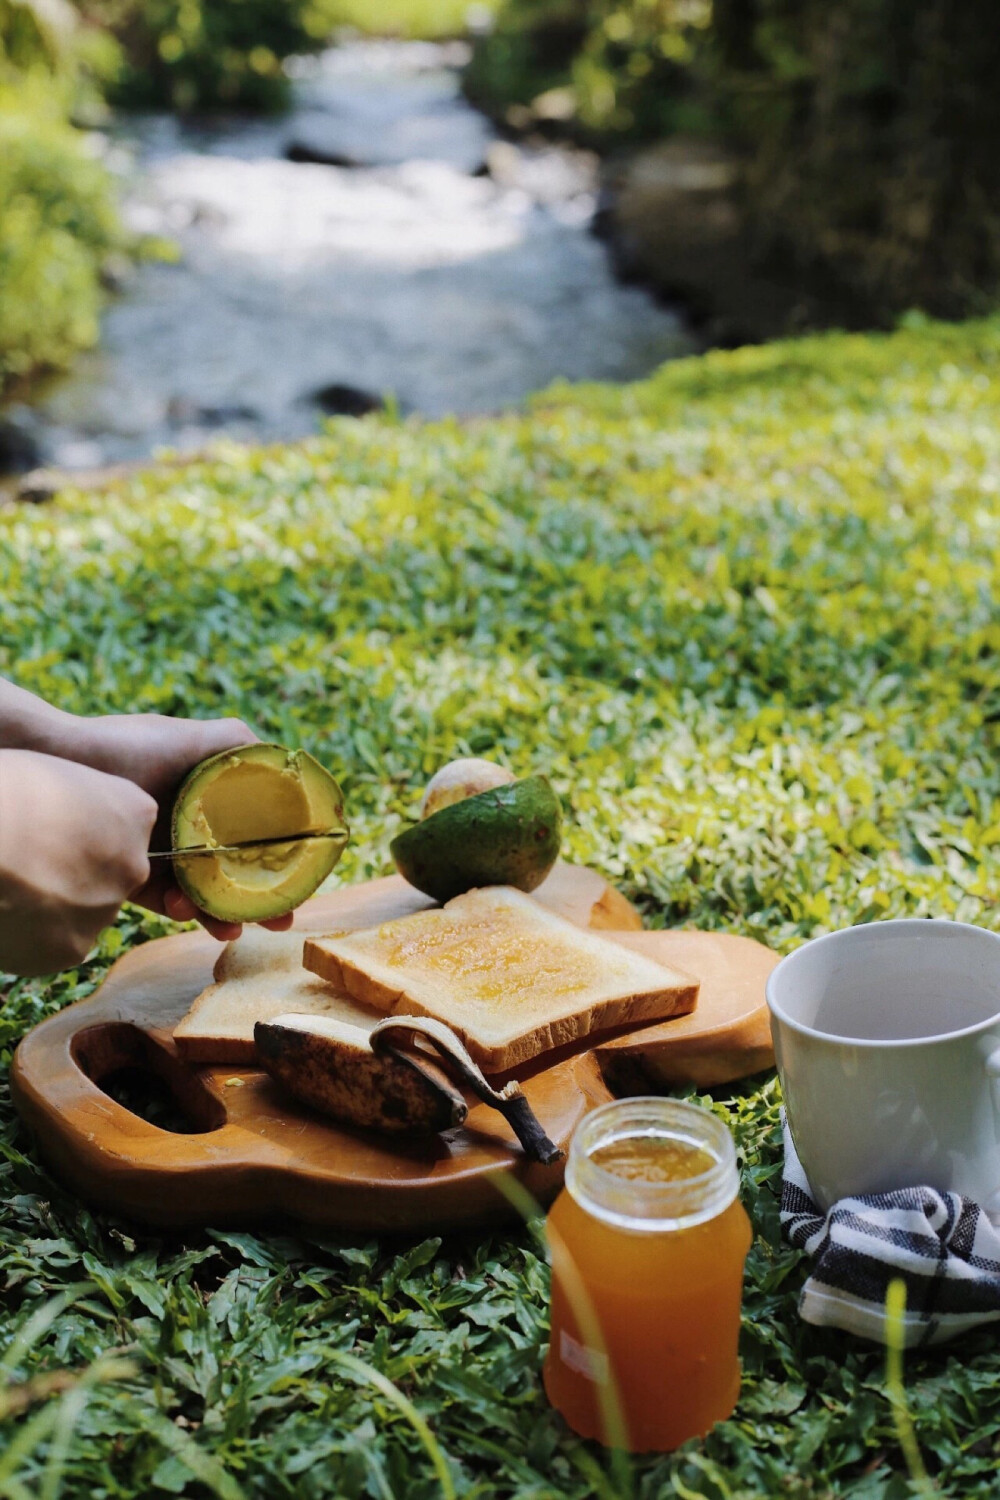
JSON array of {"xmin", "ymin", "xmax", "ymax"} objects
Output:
[{"xmin": 11, "ymin": 38, "xmax": 694, "ymax": 471}]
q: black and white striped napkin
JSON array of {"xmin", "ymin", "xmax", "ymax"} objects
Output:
[{"xmin": 780, "ymin": 1115, "xmax": 1000, "ymax": 1346}]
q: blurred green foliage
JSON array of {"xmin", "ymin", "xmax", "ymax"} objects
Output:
[
  {"xmin": 321, "ymin": 0, "xmax": 497, "ymax": 39},
  {"xmin": 473, "ymin": 0, "xmax": 1000, "ymax": 318},
  {"xmin": 0, "ymin": 0, "xmax": 75, "ymax": 70},
  {"xmin": 0, "ymin": 81, "xmax": 119, "ymax": 393},
  {"xmin": 467, "ymin": 0, "xmax": 713, "ymax": 139},
  {"xmin": 713, "ymin": 0, "xmax": 1000, "ymax": 320},
  {"xmin": 3, "ymin": 314, "xmax": 1000, "ymax": 1492},
  {"xmin": 81, "ymin": 0, "xmax": 502, "ymax": 112},
  {"xmin": 0, "ymin": 6, "xmax": 120, "ymax": 398},
  {"xmin": 80, "ymin": 0, "xmax": 344, "ymax": 112}
]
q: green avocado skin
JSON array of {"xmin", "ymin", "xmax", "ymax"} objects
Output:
[{"xmin": 390, "ymin": 774, "xmax": 562, "ymax": 904}]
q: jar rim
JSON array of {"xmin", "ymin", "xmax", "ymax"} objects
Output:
[{"xmin": 566, "ymin": 1097, "xmax": 740, "ymax": 1232}]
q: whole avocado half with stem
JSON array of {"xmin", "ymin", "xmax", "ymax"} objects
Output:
[{"xmin": 390, "ymin": 773, "xmax": 562, "ymax": 904}]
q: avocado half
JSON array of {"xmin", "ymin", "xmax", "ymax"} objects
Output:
[
  {"xmin": 390, "ymin": 774, "xmax": 562, "ymax": 904},
  {"xmin": 170, "ymin": 743, "xmax": 348, "ymax": 923}
]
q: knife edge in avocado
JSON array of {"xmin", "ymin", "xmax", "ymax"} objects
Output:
[{"xmin": 390, "ymin": 773, "xmax": 561, "ymax": 903}]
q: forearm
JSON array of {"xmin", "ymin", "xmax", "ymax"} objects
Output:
[
  {"xmin": 0, "ymin": 678, "xmax": 84, "ymax": 758},
  {"xmin": 0, "ymin": 682, "xmax": 160, "ymax": 784}
]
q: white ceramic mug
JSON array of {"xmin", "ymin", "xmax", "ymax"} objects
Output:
[{"xmin": 766, "ymin": 919, "xmax": 1000, "ymax": 1212}]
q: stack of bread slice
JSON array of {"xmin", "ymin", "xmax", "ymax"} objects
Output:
[{"xmin": 174, "ymin": 885, "xmax": 698, "ymax": 1073}]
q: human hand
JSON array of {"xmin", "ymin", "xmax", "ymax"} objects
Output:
[
  {"xmin": 0, "ymin": 750, "xmax": 158, "ymax": 976},
  {"xmin": 67, "ymin": 711, "xmax": 260, "ymax": 804},
  {"xmin": 66, "ymin": 713, "xmax": 294, "ymax": 941}
]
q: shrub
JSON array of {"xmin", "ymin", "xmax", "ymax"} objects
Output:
[
  {"xmin": 473, "ymin": 0, "xmax": 1000, "ymax": 318},
  {"xmin": 713, "ymin": 0, "xmax": 1000, "ymax": 320},
  {"xmin": 0, "ymin": 0, "xmax": 76, "ymax": 71},
  {"xmin": 0, "ymin": 77, "xmax": 119, "ymax": 395},
  {"xmin": 82, "ymin": 0, "xmax": 343, "ymax": 112},
  {"xmin": 466, "ymin": 0, "xmax": 713, "ymax": 140}
]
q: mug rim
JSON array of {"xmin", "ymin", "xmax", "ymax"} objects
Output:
[{"xmin": 765, "ymin": 916, "xmax": 1000, "ymax": 1048}]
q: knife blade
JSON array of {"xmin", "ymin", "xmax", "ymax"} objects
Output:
[{"xmin": 149, "ymin": 830, "xmax": 350, "ymax": 860}]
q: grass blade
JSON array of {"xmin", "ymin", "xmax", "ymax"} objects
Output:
[
  {"xmin": 0, "ymin": 1285, "xmax": 95, "ymax": 1377},
  {"xmin": 488, "ymin": 1170, "xmax": 634, "ymax": 1500},
  {"xmin": 325, "ymin": 1348, "xmax": 456, "ymax": 1500},
  {"xmin": 884, "ymin": 1280, "xmax": 935, "ymax": 1496},
  {"xmin": 122, "ymin": 1406, "xmax": 247, "ymax": 1500}
]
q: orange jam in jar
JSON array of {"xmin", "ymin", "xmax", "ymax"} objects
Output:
[{"xmin": 543, "ymin": 1098, "xmax": 752, "ymax": 1453}]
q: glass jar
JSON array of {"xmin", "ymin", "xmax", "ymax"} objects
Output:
[{"xmin": 543, "ymin": 1097, "xmax": 751, "ymax": 1452}]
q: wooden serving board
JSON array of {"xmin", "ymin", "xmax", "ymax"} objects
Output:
[
  {"xmin": 10, "ymin": 865, "xmax": 775, "ymax": 1233},
  {"xmin": 595, "ymin": 930, "xmax": 778, "ymax": 1091}
]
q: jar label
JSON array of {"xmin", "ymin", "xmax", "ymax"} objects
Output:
[{"xmin": 559, "ymin": 1330, "xmax": 609, "ymax": 1384}]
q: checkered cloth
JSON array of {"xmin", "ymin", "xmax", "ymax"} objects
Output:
[{"xmin": 780, "ymin": 1114, "xmax": 1000, "ymax": 1346}]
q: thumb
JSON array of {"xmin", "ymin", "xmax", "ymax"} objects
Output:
[{"xmin": 192, "ymin": 719, "xmax": 259, "ymax": 759}]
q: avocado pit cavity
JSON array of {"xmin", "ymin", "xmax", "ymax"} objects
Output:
[{"xmin": 193, "ymin": 758, "xmax": 314, "ymax": 875}]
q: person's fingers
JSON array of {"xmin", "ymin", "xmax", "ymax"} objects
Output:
[
  {"xmin": 163, "ymin": 885, "xmax": 243, "ymax": 942},
  {"xmin": 161, "ymin": 885, "xmax": 291, "ymax": 938},
  {"xmin": 130, "ymin": 877, "xmax": 168, "ymax": 915},
  {"xmin": 198, "ymin": 914, "xmax": 244, "ymax": 942},
  {"xmin": 148, "ymin": 800, "xmax": 173, "ymax": 852},
  {"xmin": 192, "ymin": 718, "xmax": 259, "ymax": 759},
  {"xmin": 144, "ymin": 872, "xmax": 270, "ymax": 941},
  {"xmin": 163, "ymin": 887, "xmax": 198, "ymax": 922}
]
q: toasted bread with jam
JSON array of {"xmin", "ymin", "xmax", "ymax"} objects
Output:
[{"xmin": 302, "ymin": 885, "xmax": 698, "ymax": 1072}]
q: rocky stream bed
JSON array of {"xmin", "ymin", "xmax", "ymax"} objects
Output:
[{"xmin": 4, "ymin": 38, "xmax": 695, "ymax": 476}]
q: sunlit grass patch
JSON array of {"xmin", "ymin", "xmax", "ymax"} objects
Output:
[{"xmin": 3, "ymin": 314, "xmax": 1000, "ymax": 1494}]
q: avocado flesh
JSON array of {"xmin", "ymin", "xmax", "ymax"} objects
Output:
[
  {"xmin": 390, "ymin": 774, "xmax": 561, "ymax": 904},
  {"xmin": 171, "ymin": 743, "xmax": 348, "ymax": 922}
]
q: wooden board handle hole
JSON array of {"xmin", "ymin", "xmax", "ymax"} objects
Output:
[{"xmin": 71, "ymin": 1023, "xmax": 227, "ymax": 1136}]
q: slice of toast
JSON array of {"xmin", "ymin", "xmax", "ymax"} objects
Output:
[
  {"xmin": 173, "ymin": 928, "xmax": 379, "ymax": 1064},
  {"xmin": 302, "ymin": 885, "xmax": 698, "ymax": 1072}
]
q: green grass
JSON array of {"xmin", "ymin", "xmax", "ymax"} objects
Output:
[{"xmin": 3, "ymin": 314, "xmax": 1000, "ymax": 1495}]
